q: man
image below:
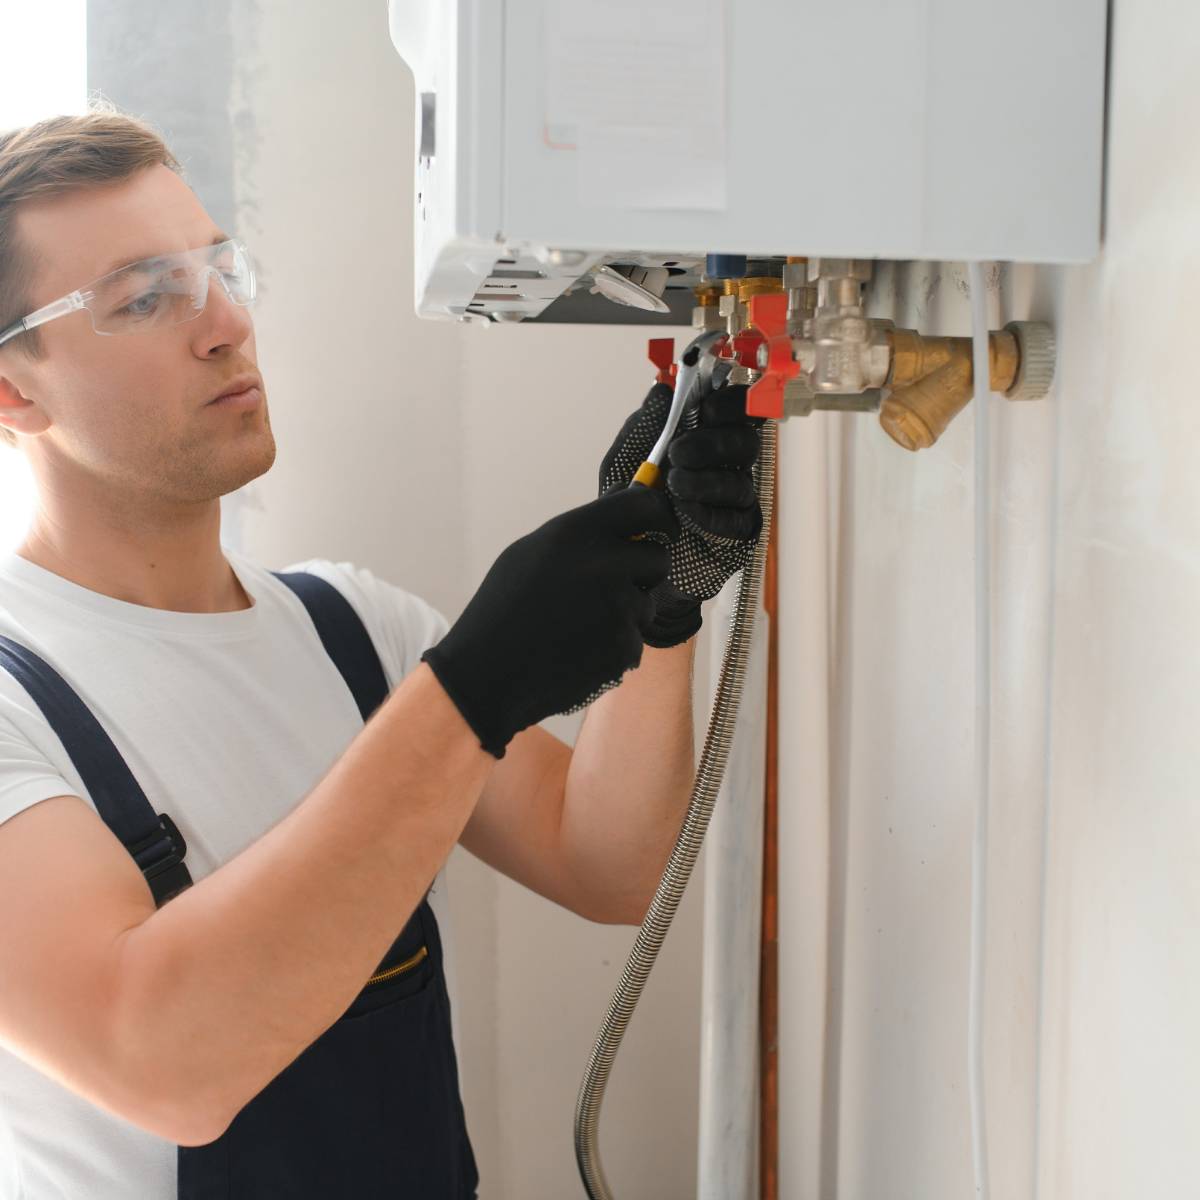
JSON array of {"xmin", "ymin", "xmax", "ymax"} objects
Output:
[{"xmin": 0, "ymin": 111, "xmax": 762, "ymax": 1199}]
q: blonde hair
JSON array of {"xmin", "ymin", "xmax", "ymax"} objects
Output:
[{"xmin": 0, "ymin": 103, "xmax": 180, "ymax": 447}]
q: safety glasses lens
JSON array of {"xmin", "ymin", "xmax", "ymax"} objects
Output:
[{"xmin": 89, "ymin": 240, "xmax": 255, "ymax": 335}]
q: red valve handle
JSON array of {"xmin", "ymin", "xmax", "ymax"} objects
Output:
[
  {"xmin": 746, "ymin": 293, "xmax": 797, "ymax": 419},
  {"xmin": 647, "ymin": 338, "xmax": 677, "ymax": 386},
  {"xmin": 719, "ymin": 329, "xmax": 764, "ymax": 368}
]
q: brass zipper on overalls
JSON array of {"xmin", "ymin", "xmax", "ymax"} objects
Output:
[{"xmin": 365, "ymin": 945, "xmax": 428, "ymax": 988}]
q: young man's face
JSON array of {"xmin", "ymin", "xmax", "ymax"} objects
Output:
[{"xmin": 0, "ymin": 163, "xmax": 275, "ymax": 505}]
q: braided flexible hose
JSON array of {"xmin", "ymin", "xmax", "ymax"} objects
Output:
[{"xmin": 574, "ymin": 416, "xmax": 779, "ymax": 1200}]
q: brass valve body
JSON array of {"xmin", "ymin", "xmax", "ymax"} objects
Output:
[
  {"xmin": 881, "ymin": 329, "xmax": 1020, "ymax": 451},
  {"xmin": 737, "ymin": 276, "xmax": 784, "ymax": 303}
]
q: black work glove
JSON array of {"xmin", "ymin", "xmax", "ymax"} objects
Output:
[
  {"xmin": 598, "ymin": 375, "xmax": 764, "ymax": 649},
  {"xmin": 421, "ymin": 486, "xmax": 679, "ymax": 759}
]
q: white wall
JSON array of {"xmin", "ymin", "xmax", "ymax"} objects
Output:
[
  {"xmin": 458, "ymin": 322, "xmax": 716, "ymax": 1200},
  {"xmin": 1037, "ymin": 4, "xmax": 1200, "ymax": 1192},
  {"xmin": 778, "ymin": 3, "xmax": 1200, "ymax": 1197}
]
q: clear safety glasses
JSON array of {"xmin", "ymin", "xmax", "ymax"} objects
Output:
[{"xmin": 0, "ymin": 237, "xmax": 256, "ymax": 350}]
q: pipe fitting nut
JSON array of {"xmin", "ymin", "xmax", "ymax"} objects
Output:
[{"xmin": 1004, "ymin": 321, "xmax": 1057, "ymax": 401}]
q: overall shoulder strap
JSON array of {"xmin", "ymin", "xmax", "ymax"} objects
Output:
[
  {"xmin": 0, "ymin": 636, "xmax": 192, "ymax": 906},
  {"xmin": 273, "ymin": 570, "xmax": 437, "ymax": 910},
  {"xmin": 271, "ymin": 571, "xmax": 391, "ymax": 721}
]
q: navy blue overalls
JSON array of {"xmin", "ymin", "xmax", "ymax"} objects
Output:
[{"xmin": 0, "ymin": 571, "xmax": 479, "ymax": 1198}]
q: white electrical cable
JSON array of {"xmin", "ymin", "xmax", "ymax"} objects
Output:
[{"xmin": 966, "ymin": 261, "xmax": 993, "ymax": 1199}]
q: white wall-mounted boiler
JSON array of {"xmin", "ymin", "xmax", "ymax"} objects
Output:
[{"xmin": 389, "ymin": 0, "xmax": 1108, "ymax": 325}]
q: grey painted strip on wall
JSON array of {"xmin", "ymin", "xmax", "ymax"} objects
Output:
[{"xmin": 87, "ymin": 0, "xmax": 236, "ymax": 235}]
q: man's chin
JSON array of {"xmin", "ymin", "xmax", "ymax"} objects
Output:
[{"xmin": 218, "ymin": 429, "xmax": 277, "ymax": 498}]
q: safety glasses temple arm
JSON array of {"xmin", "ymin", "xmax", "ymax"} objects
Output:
[{"xmin": 0, "ymin": 292, "xmax": 86, "ymax": 348}]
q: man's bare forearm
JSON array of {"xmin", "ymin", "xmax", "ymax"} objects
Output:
[
  {"xmin": 560, "ymin": 639, "xmax": 697, "ymax": 924},
  {"xmin": 110, "ymin": 664, "xmax": 493, "ymax": 1142}
]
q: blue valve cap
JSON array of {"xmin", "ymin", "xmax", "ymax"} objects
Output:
[{"xmin": 704, "ymin": 254, "xmax": 747, "ymax": 281}]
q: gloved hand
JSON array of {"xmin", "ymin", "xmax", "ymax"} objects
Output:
[
  {"xmin": 598, "ymin": 373, "xmax": 764, "ymax": 648},
  {"xmin": 420, "ymin": 486, "xmax": 679, "ymax": 759}
]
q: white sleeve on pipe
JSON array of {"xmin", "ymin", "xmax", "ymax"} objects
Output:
[{"xmin": 966, "ymin": 260, "xmax": 993, "ymax": 1200}]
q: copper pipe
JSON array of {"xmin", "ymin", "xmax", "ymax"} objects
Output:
[
  {"xmin": 760, "ymin": 453, "xmax": 780, "ymax": 1200},
  {"xmin": 880, "ymin": 330, "xmax": 1019, "ymax": 450}
]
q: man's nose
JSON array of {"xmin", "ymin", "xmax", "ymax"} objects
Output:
[{"xmin": 194, "ymin": 272, "xmax": 254, "ymax": 352}]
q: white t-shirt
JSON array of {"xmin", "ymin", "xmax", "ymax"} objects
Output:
[{"xmin": 0, "ymin": 549, "xmax": 454, "ymax": 1199}]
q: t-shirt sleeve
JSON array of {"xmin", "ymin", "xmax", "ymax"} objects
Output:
[
  {"xmin": 277, "ymin": 559, "xmax": 450, "ymax": 693},
  {"xmin": 0, "ymin": 687, "xmax": 83, "ymax": 828}
]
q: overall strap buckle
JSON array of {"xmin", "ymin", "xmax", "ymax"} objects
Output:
[{"xmin": 128, "ymin": 811, "xmax": 193, "ymax": 905}]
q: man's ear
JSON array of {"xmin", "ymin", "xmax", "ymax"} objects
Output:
[{"xmin": 0, "ymin": 371, "xmax": 50, "ymax": 438}]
